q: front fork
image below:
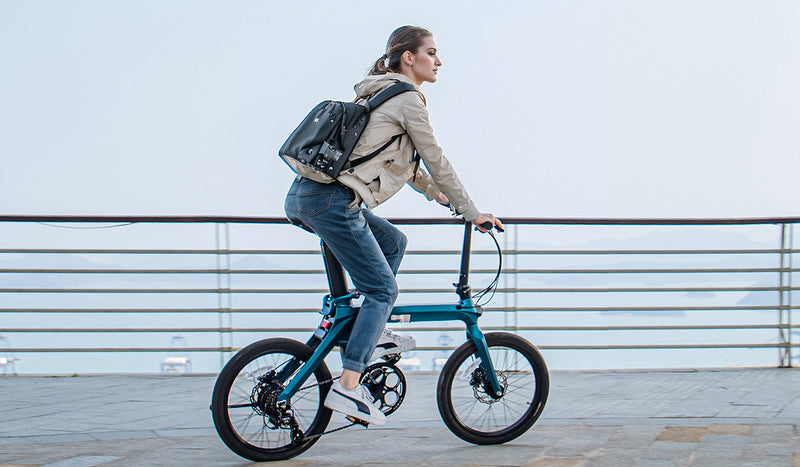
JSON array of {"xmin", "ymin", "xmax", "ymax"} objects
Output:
[{"xmin": 465, "ymin": 324, "xmax": 504, "ymax": 398}]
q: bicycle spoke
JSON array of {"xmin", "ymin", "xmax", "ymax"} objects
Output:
[
  {"xmin": 228, "ymin": 402, "xmax": 253, "ymax": 409},
  {"xmin": 456, "ymin": 397, "xmax": 480, "ymax": 421},
  {"xmin": 503, "ymin": 382, "xmax": 534, "ymax": 398},
  {"xmin": 247, "ymin": 425, "xmax": 269, "ymax": 447},
  {"xmin": 233, "ymin": 412, "xmax": 256, "ymax": 435}
]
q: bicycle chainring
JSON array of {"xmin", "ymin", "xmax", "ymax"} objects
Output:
[{"xmin": 360, "ymin": 361, "xmax": 407, "ymax": 415}]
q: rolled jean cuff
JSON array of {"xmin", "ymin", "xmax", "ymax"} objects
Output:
[{"xmin": 342, "ymin": 359, "xmax": 365, "ymax": 374}]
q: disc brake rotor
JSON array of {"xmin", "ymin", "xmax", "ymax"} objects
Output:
[{"xmin": 470, "ymin": 368, "xmax": 508, "ymax": 404}]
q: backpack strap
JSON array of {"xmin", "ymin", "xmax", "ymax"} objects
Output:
[
  {"xmin": 349, "ymin": 133, "xmax": 405, "ymax": 169},
  {"xmin": 365, "ymin": 82, "xmax": 416, "ymax": 110},
  {"xmin": 346, "ymin": 82, "xmax": 416, "ymax": 169}
]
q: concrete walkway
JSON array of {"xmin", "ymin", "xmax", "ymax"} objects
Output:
[{"xmin": 1, "ymin": 368, "xmax": 799, "ymax": 466}]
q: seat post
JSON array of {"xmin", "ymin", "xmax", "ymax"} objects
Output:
[{"xmin": 321, "ymin": 241, "xmax": 349, "ymax": 297}]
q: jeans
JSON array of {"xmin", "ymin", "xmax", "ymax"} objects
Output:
[{"xmin": 284, "ymin": 176, "xmax": 407, "ymax": 373}]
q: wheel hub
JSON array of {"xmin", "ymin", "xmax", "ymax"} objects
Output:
[{"xmin": 470, "ymin": 369, "xmax": 508, "ymax": 404}]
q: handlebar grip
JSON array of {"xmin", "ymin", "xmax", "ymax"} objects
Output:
[{"xmin": 478, "ymin": 221, "xmax": 504, "ymax": 233}]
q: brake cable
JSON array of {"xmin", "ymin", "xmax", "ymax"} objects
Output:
[{"xmin": 472, "ymin": 228, "xmax": 502, "ymax": 307}]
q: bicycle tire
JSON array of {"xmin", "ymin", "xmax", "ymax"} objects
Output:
[
  {"xmin": 436, "ymin": 332, "xmax": 549, "ymax": 445},
  {"xmin": 211, "ymin": 338, "xmax": 333, "ymax": 461}
]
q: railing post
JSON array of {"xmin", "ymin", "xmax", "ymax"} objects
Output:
[
  {"xmin": 216, "ymin": 222, "xmax": 233, "ymax": 368},
  {"xmin": 791, "ymin": 224, "xmax": 795, "ymax": 366},
  {"xmin": 512, "ymin": 224, "xmax": 519, "ymax": 331},
  {"xmin": 502, "ymin": 224, "xmax": 519, "ymax": 331},
  {"xmin": 778, "ymin": 223, "xmax": 793, "ymax": 367}
]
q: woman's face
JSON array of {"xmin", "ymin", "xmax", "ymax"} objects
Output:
[{"xmin": 406, "ymin": 36, "xmax": 442, "ymax": 85}]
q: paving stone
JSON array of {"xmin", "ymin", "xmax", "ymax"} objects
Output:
[
  {"xmin": 631, "ymin": 459, "xmax": 689, "ymax": 467},
  {"xmin": 40, "ymin": 455, "xmax": 122, "ymax": 467},
  {"xmin": 717, "ymin": 404, "xmax": 783, "ymax": 418},
  {"xmin": 88, "ymin": 430, "xmax": 158, "ymax": 441},
  {"xmin": 688, "ymin": 453, "xmax": 746, "ymax": 467},
  {"xmin": 588, "ymin": 447, "xmax": 643, "ymax": 466},
  {"xmin": 641, "ymin": 440, "xmax": 698, "ymax": 459},
  {"xmin": 655, "ymin": 426, "xmax": 708, "ymax": 442},
  {"xmin": 737, "ymin": 462, "xmax": 794, "ymax": 467},
  {"xmin": 740, "ymin": 443, "xmax": 796, "ymax": 464},
  {"xmin": 748, "ymin": 424, "xmax": 798, "ymax": 444},
  {"xmin": 708, "ymin": 423, "xmax": 752, "ymax": 435},
  {"xmin": 524, "ymin": 457, "xmax": 587, "ymax": 467}
]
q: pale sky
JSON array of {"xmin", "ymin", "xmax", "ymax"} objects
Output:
[{"xmin": 2, "ymin": 1, "xmax": 799, "ymax": 219}]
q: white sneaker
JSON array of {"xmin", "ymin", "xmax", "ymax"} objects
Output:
[
  {"xmin": 324, "ymin": 380, "xmax": 386, "ymax": 426},
  {"xmin": 370, "ymin": 328, "xmax": 416, "ymax": 361}
]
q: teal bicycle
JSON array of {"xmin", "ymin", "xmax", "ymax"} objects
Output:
[{"xmin": 210, "ymin": 220, "xmax": 549, "ymax": 461}]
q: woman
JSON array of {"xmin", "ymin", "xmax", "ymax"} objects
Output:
[{"xmin": 284, "ymin": 25, "xmax": 503, "ymax": 426}]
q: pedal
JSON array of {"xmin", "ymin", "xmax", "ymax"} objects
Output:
[
  {"xmin": 345, "ymin": 415, "xmax": 370, "ymax": 427},
  {"xmin": 381, "ymin": 354, "xmax": 401, "ymax": 364}
]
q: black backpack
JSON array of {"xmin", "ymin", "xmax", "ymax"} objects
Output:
[{"xmin": 279, "ymin": 82, "xmax": 416, "ymax": 183}]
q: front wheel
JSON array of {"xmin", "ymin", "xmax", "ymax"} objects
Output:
[
  {"xmin": 436, "ymin": 332, "xmax": 549, "ymax": 445},
  {"xmin": 211, "ymin": 338, "xmax": 333, "ymax": 461}
]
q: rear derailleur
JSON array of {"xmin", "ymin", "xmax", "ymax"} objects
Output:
[{"xmin": 252, "ymin": 370, "xmax": 304, "ymax": 443}]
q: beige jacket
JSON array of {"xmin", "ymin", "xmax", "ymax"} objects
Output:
[{"xmin": 336, "ymin": 73, "xmax": 480, "ymax": 222}]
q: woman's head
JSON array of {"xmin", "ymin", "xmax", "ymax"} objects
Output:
[{"xmin": 370, "ymin": 25, "xmax": 442, "ymax": 85}]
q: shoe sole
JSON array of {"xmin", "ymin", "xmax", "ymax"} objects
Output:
[
  {"xmin": 369, "ymin": 340, "xmax": 416, "ymax": 361},
  {"xmin": 324, "ymin": 391, "xmax": 386, "ymax": 426}
]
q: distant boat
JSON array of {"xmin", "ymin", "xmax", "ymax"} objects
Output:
[
  {"xmin": 161, "ymin": 335, "xmax": 192, "ymax": 373},
  {"xmin": 0, "ymin": 335, "xmax": 21, "ymax": 374}
]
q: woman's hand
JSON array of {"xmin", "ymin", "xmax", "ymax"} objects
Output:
[
  {"xmin": 472, "ymin": 213, "xmax": 504, "ymax": 233},
  {"xmin": 436, "ymin": 193, "xmax": 450, "ymax": 206}
]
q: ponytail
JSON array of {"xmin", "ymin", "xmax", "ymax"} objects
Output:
[
  {"xmin": 370, "ymin": 53, "xmax": 391, "ymax": 75},
  {"xmin": 369, "ymin": 26, "xmax": 432, "ymax": 75}
]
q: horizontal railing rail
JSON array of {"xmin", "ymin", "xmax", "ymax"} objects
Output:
[
  {"xmin": 0, "ymin": 215, "xmax": 797, "ymax": 373},
  {"xmin": 3, "ymin": 214, "xmax": 800, "ymax": 225}
]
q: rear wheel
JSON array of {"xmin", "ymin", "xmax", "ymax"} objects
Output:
[
  {"xmin": 436, "ymin": 332, "xmax": 549, "ymax": 445},
  {"xmin": 211, "ymin": 338, "xmax": 332, "ymax": 461}
]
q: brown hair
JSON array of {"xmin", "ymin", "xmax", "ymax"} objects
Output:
[{"xmin": 369, "ymin": 25, "xmax": 433, "ymax": 75}]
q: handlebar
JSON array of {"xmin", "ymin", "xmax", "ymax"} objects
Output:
[{"xmin": 447, "ymin": 205, "xmax": 504, "ymax": 233}]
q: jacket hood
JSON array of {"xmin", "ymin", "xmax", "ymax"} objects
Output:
[{"xmin": 354, "ymin": 72, "xmax": 419, "ymax": 99}]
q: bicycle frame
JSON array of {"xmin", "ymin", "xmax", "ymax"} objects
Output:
[{"xmin": 277, "ymin": 221, "xmax": 503, "ymax": 404}]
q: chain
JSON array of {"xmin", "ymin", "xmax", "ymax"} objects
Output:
[
  {"xmin": 299, "ymin": 375, "xmax": 339, "ymax": 392},
  {"xmin": 291, "ymin": 375, "xmax": 364, "ymax": 443},
  {"xmin": 300, "ymin": 421, "xmax": 359, "ymax": 443}
]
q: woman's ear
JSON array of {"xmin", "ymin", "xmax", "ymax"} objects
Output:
[{"xmin": 402, "ymin": 50, "xmax": 414, "ymax": 66}]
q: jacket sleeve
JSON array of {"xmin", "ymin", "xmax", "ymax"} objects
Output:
[
  {"xmin": 407, "ymin": 166, "xmax": 440, "ymax": 201},
  {"xmin": 400, "ymin": 93, "xmax": 480, "ymax": 221}
]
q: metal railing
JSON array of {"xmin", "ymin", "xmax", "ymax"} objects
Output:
[{"xmin": 0, "ymin": 215, "xmax": 797, "ymax": 373}]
